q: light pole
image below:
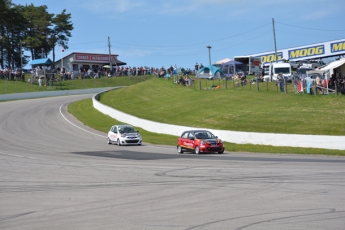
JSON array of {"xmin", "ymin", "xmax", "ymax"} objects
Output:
[{"xmin": 206, "ymin": 45, "xmax": 212, "ymax": 65}]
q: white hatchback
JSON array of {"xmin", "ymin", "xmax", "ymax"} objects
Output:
[{"xmin": 107, "ymin": 125, "xmax": 142, "ymax": 146}]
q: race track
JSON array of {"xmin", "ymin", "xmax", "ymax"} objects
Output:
[{"xmin": 0, "ymin": 95, "xmax": 344, "ymax": 230}]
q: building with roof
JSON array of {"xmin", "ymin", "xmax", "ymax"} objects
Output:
[
  {"xmin": 54, "ymin": 52, "xmax": 126, "ymax": 74},
  {"xmin": 29, "ymin": 58, "xmax": 53, "ymax": 66}
]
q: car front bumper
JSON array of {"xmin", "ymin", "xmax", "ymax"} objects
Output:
[
  {"xmin": 200, "ymin": 145, "xmax": 224, "ymax": 152},
  {"xmin": 120, "ymin": 138, "xmax": 142, "ymax": 145}
]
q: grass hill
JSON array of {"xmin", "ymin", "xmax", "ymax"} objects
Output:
[{"xmin": 99, "ymin": 77, "xmax": 345, "ymax": 136}]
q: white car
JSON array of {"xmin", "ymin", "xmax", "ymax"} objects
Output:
[
  {"xmin": 107, "ymin": 125, "xmax": 142, "ymax": 146},
  {"xmin": 289, "ymin": 61, "xmax": 299, "ymax": 69}
]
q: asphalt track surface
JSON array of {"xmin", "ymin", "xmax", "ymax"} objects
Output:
[{"xmin": 0, "ymin": 95, "xmax": 344, "ymax": 230}]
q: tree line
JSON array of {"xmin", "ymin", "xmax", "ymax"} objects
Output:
[{"xmin": 0, "ymin": 0, "xmax": 73, "ymax": 70}]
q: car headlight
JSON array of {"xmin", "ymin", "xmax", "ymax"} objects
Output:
[
  {"xmin": 121, "ymin": 134, "xmax": 126, "ymax": 137},
  {"xmin": 201, "ymin": 140, "xmax": 207, "ymax": 145},
  {"xmin": 218, "ymin": 139, "xmax": 223, "ymax": 144}
]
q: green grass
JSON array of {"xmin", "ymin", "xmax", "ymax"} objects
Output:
[
  {"xmin": 0, "ymin": 74, "xmax": 152, "ymax": 94},
  {"xmin": 68, "ymin": 98, "xmax": 345, "ymax": 156},
  {"xmin": 99, "ymin": 77, "xmax": 345, "ymax": 135}
]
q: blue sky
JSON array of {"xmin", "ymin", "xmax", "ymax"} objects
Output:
[{"xmin": 13, "ymin": 0, "xmax": 345, "ymax": 69}]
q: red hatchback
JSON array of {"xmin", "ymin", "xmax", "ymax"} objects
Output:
[{"xmin": 177, "ymin": 130, "xmax": 224, "ymax": 154}]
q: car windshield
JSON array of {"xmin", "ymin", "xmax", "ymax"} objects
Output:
[
  {"xmin": 194, "ymin": 131, "xmax": 216, "ymax": 139},
  {"xmin": 274, "ymin": 67, "xmax": 290, "ymax": 74},
  {"xmin": 119, "ymin": 126, "xmax": 136, "ymax": 133}
]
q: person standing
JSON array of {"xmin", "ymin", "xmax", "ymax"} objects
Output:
[
  {"xmin": 277, "ymin": 73, "xmax": 285, "ymax": 92},
  {"xmin": 79, "ymin": 65, "xmax": 85, "ymax": 79},
  {"xmin": 195, "ymin": 62, "xmax": 199, "ymax": 74},
  {"xmin": 169, "ymin": 65, "xmax": 174, "ymax": 75},
  {"xmin": 261, "ymin": 66, "xmax": 265, "ymax": 78},
  {"xmin": 61, "ymin": 66, "xmax": 67, "ymax": 80}
]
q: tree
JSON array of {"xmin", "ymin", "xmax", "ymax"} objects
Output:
[
  {"xmin": 0, "ymin": 1, "xmax": 73, "ymax": 69},
  {"xmin": 50, "ymin": 9, "xmax": 74, "ymax": 65},
  {"xmin": 0, "ymin": 0, "xmax": 28, "ymax": 69},
  {"xmin": 0, "ymin": 0, "xmax": 13, "ymax": 68},
  {"xmin": 22, "ymin": 4, "xmax": 53, "ymax": 60}
]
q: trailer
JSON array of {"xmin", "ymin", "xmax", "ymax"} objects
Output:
[{"xmin": 234, "ymin": 56, "xmax": 261, "ymax": 75}]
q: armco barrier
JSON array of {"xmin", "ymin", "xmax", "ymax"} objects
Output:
[{"xmin": 93, "ymin": 90, "xmax": 345, "ymax": 150}]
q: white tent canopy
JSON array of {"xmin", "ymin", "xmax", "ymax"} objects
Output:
[
  {"xmin": 318, "ymin": 58, "xmax": 345, "ymax": 79},
  {"xmin": 304, "ymin": 59, "xmax": 345, "ymax": 95},
  {"xmin": 215, "ymin": 58, "xmax": 231, "ymax": 65},
  {"xmin": 320, "ymin": 58, "xmax": 345, "ymax": 72},
  {"xmin": 307, "ymin": 58, "xmax": 345, "ymax": 79}
]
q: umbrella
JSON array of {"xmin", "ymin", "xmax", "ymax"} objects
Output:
[{"xmin": 103, "ymin": 65, "xmax": 111, "ymax": 68}]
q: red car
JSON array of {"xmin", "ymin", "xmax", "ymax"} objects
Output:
[{"xmin": 177, "ymin": 130, "xmax": 224, "ymax": 154}]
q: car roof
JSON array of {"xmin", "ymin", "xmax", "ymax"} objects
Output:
[
  {"xmin": 115, "ymin": 124, "xmax": 133, "ymax": 127},
  {"xmin": 183, "ymin": 130, "xmax": 210, "ymax": 133}
]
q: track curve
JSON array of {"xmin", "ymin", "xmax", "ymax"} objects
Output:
[{"xmin": 0, "ymin": 95, "xmax": 344, "ymax": 230}]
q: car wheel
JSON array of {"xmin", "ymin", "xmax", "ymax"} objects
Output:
[
  {"xmin": 117, "ymin": 139, "xmax": 121, "ymax": 146},
  {"xmin": 194, "ymin": 146, "xmax": 200, "ymax": 155},
  {"xmin": 107, "ymin": 137, "xmax": 112, "ymax": 144},
  {"xmin": 218, "ymin": 151, "xmax": 224, "ymax": 154},
  {"xmin": 177, "ymin": 145, "xmax": 183, "ymax": 154}
]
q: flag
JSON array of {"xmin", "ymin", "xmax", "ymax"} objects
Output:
[{"xmin": 60, "ymin": 45, "xmax": 64, "ymax": 52}]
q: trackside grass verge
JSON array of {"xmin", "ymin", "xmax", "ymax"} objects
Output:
[
  {"xmin": 0, "ymin": 74, "xmax": 152, "ymax": 94},
  {"xmin": 68, "ymin": 92, "xmax": 345, "ymax": 156},
  {"xmin": 99, "ymin": 78, "xmax": 345, "ymax": 135}
]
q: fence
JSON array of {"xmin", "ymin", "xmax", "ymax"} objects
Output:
[
  {"xmin": 0, "ymin": 74, "xmax": 152, "ymax": 95},
  {"xmin": 192, "ymin": 76, "xmax": 345, "ymax": 96}
]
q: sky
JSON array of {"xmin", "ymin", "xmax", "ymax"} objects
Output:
[{"xmin": 12, "ymin": 0, "xmax": 345, "ymax": 69}]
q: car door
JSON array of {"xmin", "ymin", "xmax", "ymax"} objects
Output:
[
  {"xmin": 109, "ymin": 126, "xmax": 118, "ymax": 142},
  {"xmin": 179, "ymin": 132, "xmax": 193, "ymax": 151},
  {"xmin": 188, "ymin": 132, "xmax": 197, "ymax": 150}
]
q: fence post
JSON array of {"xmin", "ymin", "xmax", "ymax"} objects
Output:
[{"xmin": 256, "ymin": 77, "xmax": 259, "ymax": 91}]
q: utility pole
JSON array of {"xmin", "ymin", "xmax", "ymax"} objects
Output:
[
  {"xmin": 108, "ymin": 36, "xmax": 112, "ymax": 75},
  {"xmin": 271, "ymin": 18, "xmax": 278, "ymax": 82},
  {"xmin": 207, "ymin": 45, "xmax": 212, "ymax": 65},
  {"xmin": 272, "ymin": 18, "xmax": 278, "ymax": 63}
]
